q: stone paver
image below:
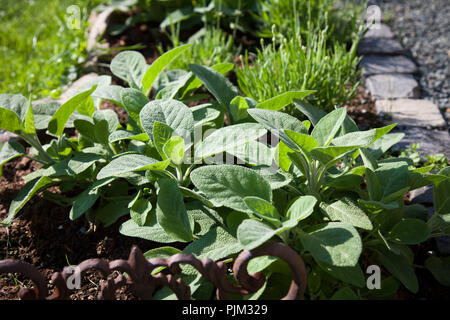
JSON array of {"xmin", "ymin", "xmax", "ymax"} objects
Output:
[
  {"xmin": 393, "ymin": 127, "xmax": 450, "ymax": 158},
  {"xmin": 428, "ymin": 208, "xmax": 450, "ymax": 254},
  {"xmin": 360, "ymin": 55, "xmax": 418, "ymax": 76},
  {"xmin": 436, "ymin": 237, "xmax": 450, "ymax": 254},
  {"xmin": 375, "ymin": 99, "xmax": 447, "ymax": 128},
  {"xmin": 365, "ymin": 74, "xmax": 420, "ymax": 100},
  {"xmin": 0, "ymin": 130, "xmax": 18, "ymax": 143},
  {"xmin": 357, "ymin": 38, "xmax": 405, "ymax": 55},
  {"xmin": 87, "ymin": 8, "xmax": 114, "ymax": 51},
  {"xmin": 58, "ymin": 73, "xmax": 100, "ymax": 104},
  {"xmin": 363, "ymin": 24, "xmax": 394, "ymax": 38},
  {"xmin": 410, "ymin": 186, "xmax": 433, "ymax": 205}
]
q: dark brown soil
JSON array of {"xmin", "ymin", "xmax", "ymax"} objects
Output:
[
  {"xmin": 344, "ymin": 85, "xmax": 383, "ymax": 131},
  {"xmin": 0, "ymin": 156, "xmax": 173, "ymax": 300}
]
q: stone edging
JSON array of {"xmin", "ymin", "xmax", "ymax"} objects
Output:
[
  {"xmin": 358, "ymin": 23, "xmax": 450, "ymax": 158},
  {"xmin": 358, "ymin": 22, "xmax": 450, "ymax": 254}
]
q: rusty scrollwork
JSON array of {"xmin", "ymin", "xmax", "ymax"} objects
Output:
[{"xmin": 0, "ymin": 242, "xmax": 307, "ymax": 300}]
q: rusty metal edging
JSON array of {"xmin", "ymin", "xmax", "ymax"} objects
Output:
[{"xmin": 0, "ymin": 242, "xmax": 307, "ymax": 300}]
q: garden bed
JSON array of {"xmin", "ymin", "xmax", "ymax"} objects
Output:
[{"xmin": 1, "ymin": 0, "xmax": 449, "ymax": 301}]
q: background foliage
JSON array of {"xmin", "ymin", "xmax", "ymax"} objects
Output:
[{"xmin": 0, "ymin": 0, "xmax": 102, "ymax": 99}]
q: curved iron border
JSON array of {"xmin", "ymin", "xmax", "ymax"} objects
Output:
[{"xmin": 0, "ymin": 242, "xmax": 307, "ymax": 300}]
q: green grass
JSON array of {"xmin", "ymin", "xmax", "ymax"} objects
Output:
[
  {"xmin": 255, "ymin": 0, "xmax": 365, "ymax": 45},
  {"xmin": 0, "ymin": 0, "xmax": 102, "ymax": 99},
  {"xmin": 164, "ymin": 27, "xmax": 239, "ymax": 70},
  {"xmin": 236, "ymin": 28, "xmax": 362, "ymax": 115},
  {"xmin": 234, "ymin": 0, "xmax": 365, "ymax": 115}
]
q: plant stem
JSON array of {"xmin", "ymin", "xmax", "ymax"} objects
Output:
[
  {"xmin": 23, "ymin": 134, "xmax": 54, "ymax": 165},
  {"xmin": 286, "ymin": 184, "xmax": 304, "ymax": 196},
  {"xmin": 232, "ymin": 0, "xmax": 242, "ymax": 39},
  {"xmin": 175, "ymin": 165, "xmax": 184, "ymax": 183},
  {"xmin": 22, "ymin": 154, "xmax": 48, "ymax": 165},
  {"xmin": 182, "ymin": 162, "xmax": 198, "ymax": 184}
]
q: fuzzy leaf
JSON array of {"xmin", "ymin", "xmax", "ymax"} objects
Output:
[
  {"xmin": 237, "ymin": 219, "xmax": 277, "ymax": 250},
  {"xmin": 191, "ymin": 103, "xmax": 221, "ymax": 127},
  {"xmin": 110, "ymin": 51, "xmax": 148, "ymax": 89},
  {"xmin": 310, "ymin": 146, "xmax": 358, "ymax": 166},
  {"xmin": 163, "ymin": 136, "xmax": 184, "ymax": 165},
  {"xmin": 320, "ymin": 198, "xmax": 373, "ymax": 230},
  {"xmin": 0, "ymin": 94, "xmax": 28, "ymax": 120},
  {"xmin": 121, "ymin": 88, "xmax": 149, "ymax": 125},
  {"xmin": 153, "ymin": 121, "xmax": 174, "ymax": 160},
  {"xmin": 142, "ymin": 44, "xmax": 192, "ymax": 95},
  {"xmin": 256, "ymin": 91, "xmax": 315, "ymax": 111},
  {"xmin": 97, "ymin": 154, "xmax": 170, "ymax": 179},
  {"xmin": 0, "ymin": 107, "xmax": 24, "ymax": 134},
  {"xmin": 228, "ymin": 141, "xmax": 273, "ymax": 167},
  {"xmin": 286, "ymin": 195, "xmax": 317, "ymax": 222},
  {"xmin": 317, "ymin": 261, "xmax": 366, "ymax": 288},
  {"xmin": 371, "ymin": 244, "xmax": 418, "ymax": 293},
  {"xmin": 156, "ymin": 178, "xmax": 193, "ymax": 242},
  {"xmin": 388, "ymin": 218, "xmax": 430, "ymax": 244},
  {"xmin": 189, "ymin": 64, "xmax": 238, "ymax": 107},
  {"xmin": 140, "ymin": 99, "xmax": 194, "ymax": 139},
  {"xmin": 229, "ymin": 96, "xmax": 249, "ymax": 123},
  {"xmin": 92, "ymin": 85, "xmax": 125, "ymax": 107},
  {"xmin": 299, "ymin": 222, "xmax": 362, "ymax": 267},
  {"xmin": 311, "ymin": 108, "xmax": 347, "ymax": 146},
  {"xmin": 48, "ymin": 86, "xmax": 97, "ymax": 137},
  {"xmin": 243, "ymin": 196, "xmax": 281, "ymax": 226},
  {"xmin": 194, "ymin": 123, "xmax": 266, "ymax": 159},
  {"xmin": 293, "ymin": 100, "xmax": 327, "ymax": 125},
  {"xmin": 190, "ymin": 165, "xmax": 272, "ymax": 213},
  {"xmin": 184, "ymin": 226, "xmax": 241, "ymax": 259},
  {"xmin": 248, "ymin": 108, "xmax": 307, "ymax": 150},
  {"xmin": 3, "ymin": 177, "xmax": 54, "ymax": 226},
  {"xmin": 180, "ymin": 63, "xmax": 234, "ymax": 99},
  {"xmin": 119, "ymin": 219, "xmax": 177, "ymax": 243},
  {"xmin": 108, "ymin": 131, "xmax": 149, "ymax": 143},
  {"xmin": 68, "ymin": 153, "xmax": 103, "ymax": 175},
  {"xmin": 70, "ymin": 178, "xmax": 114, "ymax": 220},
  {"xmin": 0, "ymin": 141, "xmax": 25, "ymax": 168}
]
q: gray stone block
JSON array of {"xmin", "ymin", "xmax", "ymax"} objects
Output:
[
  {"xmin": 410, "ymin": 186, "xmax": 434, "ymax": 205},
  {"xmin": 375, "ymin": 99, "xmax": 447, "ymax": 128},
  {"xmin": 357, "ymin": 38, "xmax": 405, "ymax": 55},
  {"xmin": 87, "ymin": 8, "xmax": 114, "ymax": 51},
  {"xmin": 58, "ymin": 73, "xmax": 100, "ymax": 104},
  {"xmin": 427, "ymin": 207, "xmax": 450, "ymax": 254},
  {"xmin": 363, "ymin": 24, "xmax": 394, "ymax": 38},
  {"xmin": 365, "ymin": 74, "xmax": 420, "ymax": 100},
  {"xmin": 360, "ymin": 55, "xmax": 418, "ymax": 76},
  {"xmin": 436, "ymin": 236, "xmax": 450, "ymax": 255},
  {"xmin": 0, "ymin": 130, "xmax": 18, "ymax": 143},
  {"xmin": 393, "ymin": 127, "xmax": 450, "ymax": 158}
]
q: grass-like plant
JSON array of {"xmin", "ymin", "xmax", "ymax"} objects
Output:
[
  {"xmin": 163, "ymin": 27, "xmax": 238, "ymax": 70},
  {"xmin": 254, "ymin": 0, "xmax": 365, "ymax": 45},
  {"xmin": 236, "ymin": 29, "xmax": 361, "ymax": 115}
]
